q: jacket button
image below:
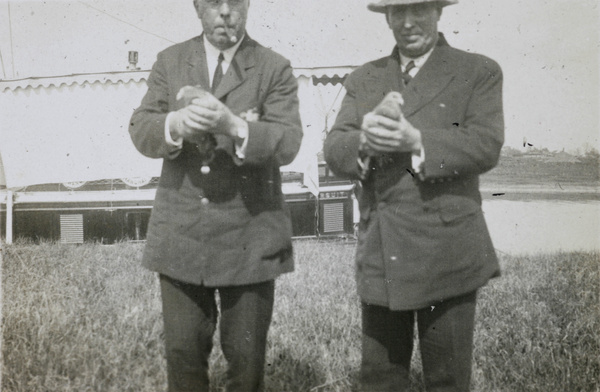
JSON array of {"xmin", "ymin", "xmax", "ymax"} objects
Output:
[
  {"xmin": 201, "ymin": 197, "xmax": 210, "ymax": 205},
  {"xmin": 201, "ymin": 165, "xmax": 211, "ymax": 175}
]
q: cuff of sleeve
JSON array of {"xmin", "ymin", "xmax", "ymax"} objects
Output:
[
  {"xmin": 356, "ymin": 132, "xmax": 371, "ymax": 180},
  {"xmin": 411, "ymin": 147, "xmax": 425, "ymax": 179},
  {"xmin": 234, "ymin": 122, "xmax": 249, "ymax": 160},
  {"xmin": 164, "ymin": 112, "xmax": 183, "ymax": 149},
  {"xmin": 357, "ymin": 155, "xmax": 370, "ymax": 180}
]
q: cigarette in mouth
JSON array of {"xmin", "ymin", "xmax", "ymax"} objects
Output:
[{"xmin": 224, "ymin": 26, "xmax": 237, "ymax": 43}]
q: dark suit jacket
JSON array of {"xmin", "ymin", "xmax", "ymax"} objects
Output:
[
  {"xmin": 324, "ymin": 34, "xmax": 504, "ymax": 310},
  {"xmin": 129, "ymin": 34, "xmax": 302, "ymax": 286}
]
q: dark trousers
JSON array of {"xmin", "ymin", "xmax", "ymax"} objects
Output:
[
  {"xmin": 360, "ymin": 290, "xmax": 477, "ymax": 392},
  {"xmin": 159, "ymin": 275, "xmax": 275, "ymax": 392}
]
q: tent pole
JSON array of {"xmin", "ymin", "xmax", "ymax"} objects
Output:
[
  {"xmin": 0, "ymin": 240, "xmax": 2, "ymax": 392},
  {"xmin": 0, "ymin": 230, "xmax": 2, "ymax": 390},
  {"xmin": 6, "ymin": 191, "xmax": 13, "ymax": 244},
  {"xmin": 0, "ymin": 192, "xmax": 3, "ymax": 389}
]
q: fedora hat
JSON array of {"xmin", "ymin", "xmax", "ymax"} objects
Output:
[{"xmin": 368, "ymin": 0, "xmax": 457, "ymax": 13}]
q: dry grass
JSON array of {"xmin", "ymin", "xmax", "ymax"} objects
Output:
[{"xmin": 2, "ymin": 239, "xmax": 599, "ymax": 391}]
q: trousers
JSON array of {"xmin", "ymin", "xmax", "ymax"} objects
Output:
[
  {"xmin": 159, "ymin": 274, "xmax": 275, "ymax": 392},
  {"xmin": 360, "ymin": 290, "xmax": 477, "ymax": 392}
]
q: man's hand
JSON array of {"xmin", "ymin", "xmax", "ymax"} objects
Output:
[
  {"xmin": 169, "ymin": 86, "xmax": 245, "ymax": 144},
  {"xmin": 362, "ymin": 115, "xmax": 422, "ymax": 154},
  {"xmin": 360, "ymin": 92, "xmax": 422, "ymax": 154}
]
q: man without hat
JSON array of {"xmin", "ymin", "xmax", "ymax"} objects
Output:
[
  {"xmin": 129, "ymin": 0, "xmax": 302, "ymax": 390},
  {"xmin": 324, "ymin": 0, "xmax": 504, "ymax": 390}
]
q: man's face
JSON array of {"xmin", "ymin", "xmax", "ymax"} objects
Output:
[
  {"xmin": 194, "ymin": 0, "xmax": 249, "ymax": 50},
  {"xmin": 386, "ymin": 3, "xmax": 441, "ymax": 58}
]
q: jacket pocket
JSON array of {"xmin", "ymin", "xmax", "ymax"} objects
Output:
[{"xmin": 438, "ymin": 194, "xmax": 482, "ymax": 224}]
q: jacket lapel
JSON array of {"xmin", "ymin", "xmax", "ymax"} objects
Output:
[
  {"xmin": 401, "ymin": 38, "xmax": 455, "ymax": 117},
  {"xmin": 213, "ymin": 35, "xmax": 256, "ymax": 100},
  {"xmin": 186, "ymin": 35, "xmax": 211, "ymax": 91},
  {"xmin": 385, "ymin": 49, "xmax": 404, "ymax": 95}
]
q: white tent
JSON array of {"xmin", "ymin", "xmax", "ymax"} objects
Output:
[
  {"xmin": 0, "ymin": 73, "xmax": 159, "ymax": 188},
  {"xmin": 0, "ymin": 68, "xmax": 354, "ymax": 242},
  {"xmin": 0, "ymin": 68, "xmax": 349, "ymax": 190}
]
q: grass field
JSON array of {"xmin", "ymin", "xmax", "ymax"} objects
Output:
[{"xmin": 2, "ymin": 240, "xmax": 599, "ymax": 391}]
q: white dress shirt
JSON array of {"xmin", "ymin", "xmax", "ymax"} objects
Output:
[
  {"xmin": 203, "ymin": 35, "xmax": 243, "ymax": 89},
  {"xmin": 399, "ymin": 48, "xmax": 433, "ymax": 79}
]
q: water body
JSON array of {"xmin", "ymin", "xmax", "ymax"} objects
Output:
[{"xmin": 482, "ymin": 198, "xmax": 600, "ymax": 255}]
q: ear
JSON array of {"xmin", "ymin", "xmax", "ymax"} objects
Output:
[
  {"xmin": 193, "ymin": 0, "xmax": 203, "ymax": 18},
  {"xmin": 385, "ymin": 9, "xmax": 392, "ymax": 28}
]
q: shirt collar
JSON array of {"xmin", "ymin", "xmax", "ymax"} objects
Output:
[
  {"xmin": 399, "ymin": 46, "xmax": 435, "ymax": 72},
  {"xmin": 203, "ymin": 34, "xmax": 245, "ymax": 66}
]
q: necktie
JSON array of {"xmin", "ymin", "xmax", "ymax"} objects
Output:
[
  {"xmin": 199, "ymin": 52, "xmax": 224, "ymax": 174},
  {"xmin": 402, "ymin": 60, "xmax": 416, "ymax": 85},
  {"xmin": 212, "ymin": 53, "xmax": 224, "ymax": 93}
]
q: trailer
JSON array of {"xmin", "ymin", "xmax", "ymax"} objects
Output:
[{"xmin": 0, "ymin": 165, "xmax": 356, "ymax": 244}]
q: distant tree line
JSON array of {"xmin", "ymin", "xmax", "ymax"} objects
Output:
[
  {"xmin": 579, "ymin": 148, "xmax": 600, "ymax": 166},
  {"xmin": 501, "ymin": 146, "xmax": 600, "ymax": 165}
]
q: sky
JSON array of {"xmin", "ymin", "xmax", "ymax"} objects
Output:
[{"xmin": 0, "ymin": 0, "xmax": 599, "ymax": 153}]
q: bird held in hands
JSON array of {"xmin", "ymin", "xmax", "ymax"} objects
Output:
[
  {"xmin": 176, "ymin": 85, "xmax": 217, "ymax": 164},
  {"xmin": 373, "ymin": 91, "xmax": 404, "ymax": 121}
]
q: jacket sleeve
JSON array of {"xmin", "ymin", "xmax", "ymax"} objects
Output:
[
  {"xmin": 128, "ymin": 52, "xmax": 180, "ymax": 160},
  {"xmin": 323, "ymin": 73, "xmax": 364, "ymax": 180},
  {"xmin": 241, "ymin": 59, "xmax": 303, "ymax": 167},
  {"xmin": 419, "ymin": 58, "xmax": 504, "ymax": 179}
]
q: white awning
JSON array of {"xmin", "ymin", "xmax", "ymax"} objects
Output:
[
  {"xmin": 0, "ymin": 71, "xmax": 347, "ymax": 191},
  {"xmin": 0, "ymin": 76, "xmax": 161, "ymax": 189}
]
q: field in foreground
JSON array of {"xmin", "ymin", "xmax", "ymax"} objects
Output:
[{"xmin": 2, "ymin": 240, "xmax": 599, "ymax": 391}]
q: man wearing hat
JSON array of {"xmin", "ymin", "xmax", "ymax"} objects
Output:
[
  {"xmin": 324, "ymin": 0, "xmax": 504, "ymax": 390},
  {"xmin": 129, "ymin": 0, "xmax": 302, "ymax": 390}
]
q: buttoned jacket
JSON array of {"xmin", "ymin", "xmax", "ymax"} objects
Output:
[
  {"xmin": 324, "ymin": 34, "xmax": 504, "ymax": 310},
  {"xmin": 129, "ymin": 34, "xmax": 302, "ymax": 286}
]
